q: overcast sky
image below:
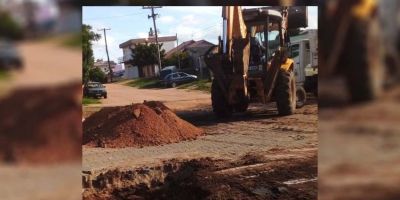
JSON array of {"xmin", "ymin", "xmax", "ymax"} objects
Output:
[{"xmin": 82, "ymin": 6, "xmax": 318, "ymax": 64}]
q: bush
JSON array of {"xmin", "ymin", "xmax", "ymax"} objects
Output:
[
  {"xmin": 89, "ymin": 68, "xmax": 107, "ymax": 83},
  {"xmin": 0, "ymin": 11, "xmax": 23, "ymax": 40}
]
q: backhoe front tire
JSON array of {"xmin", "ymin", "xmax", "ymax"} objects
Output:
[
  {"xmin": 211, "ymin": 79, "xmax": 232, "ymax": 118},
  {"xmin": 275, "ymin": 69, "xmax": 296, "ymax": 115}
]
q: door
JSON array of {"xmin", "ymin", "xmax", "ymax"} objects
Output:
[
  {"xmin": 291, "ymin": 43, "xmax": 304, "ymax": 84},
  {"xmin": 172, "ymin": 73, "xmax": 180, "ymax": 83}
]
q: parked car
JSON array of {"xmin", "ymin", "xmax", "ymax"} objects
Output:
[
  {"xmin": 0, "ymin": 40, "xmax": 23, "ymax": 70},
  {"xmin": 162, "ymin": 72, "xmax": 198, "ymax": 87},
  {"xmin": 160, "ymin": 65, "xmax": 177, "ymax": 80},
  {"xmin": 83, "ymin": 82, "xmax": 107, "ymax": 98},
  {"xmin": 113, "ymin": 70, "xmax": 125, "ymax": 78}
]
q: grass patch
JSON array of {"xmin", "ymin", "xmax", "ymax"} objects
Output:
[
  {"xmin": 82, "ymin": 97, "xmax": 101, "ymax": 105},
  {"xmin": 61, "ymin": 33, "xmax": 81, "ymax": 48},
  {"xmin": 177, "ymin": 79, "xmax": 211, "ymax": 92},
  {"xmin": 39, "ymin": 33, "xmax": 81, "ymax": 48},
  {"xmin": 125, "ymin": 78, "xmax": 161, "ymax": 89},
  {"xmin": 0, "ymin": 70, "xmax": 11, "ymax": 81}
]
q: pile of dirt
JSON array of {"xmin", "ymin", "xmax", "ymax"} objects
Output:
[
  {"xmin": 0, "ymin": 82, "xmax": 82, "ymax": 164},
  {"xmin": 83, "ymin": 101, "xmax": 204, "ymax": 148}
]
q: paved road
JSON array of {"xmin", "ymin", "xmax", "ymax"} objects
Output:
[
  {"xmin": 319, "ymin": 87, "xmax": 400, "ymax": 199},
  {"xmin": 83, "ymin": 101, "xmax": 318, "ymax": 175},
  {"xmin": 83, "ymin": 99, "xmax": 318, "ymax": 199},
  {"xmin": 82, "ymin": 81, "xmax": 318, "ymax": 198},
  {"xmin": 0, "ymin": 163, "xmax": 81, "ymax": 200}
]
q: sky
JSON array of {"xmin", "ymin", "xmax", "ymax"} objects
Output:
[{"xmin": 82, "ymin": 6, "xmax": 318, "ymax": 64}]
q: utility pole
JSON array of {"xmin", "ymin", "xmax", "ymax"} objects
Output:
[
  {"xmin": 176, "ymin": 33, "xmax": 180, "ymax": 69},
  {"xmin": 143, "ymin": 6, "xmax": 162, "ymax": 76},
  {"xmin": 98, "ymin": 28, "xmax": 113, "ymax": 82}
]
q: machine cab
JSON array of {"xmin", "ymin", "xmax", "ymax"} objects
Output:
[{"xmin": 242, "ymin": 8, "xmax": 287, "ymax": 77}]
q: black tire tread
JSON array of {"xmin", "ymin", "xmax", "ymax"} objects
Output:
[{"xmin": 275, "ymin": 69, "xmax": 296, "ymax": 115}]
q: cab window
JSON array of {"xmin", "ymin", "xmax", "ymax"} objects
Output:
[
  {"xmin": 290, "ymin": 44, "xmax": 300, "ymax": 58},
  {"xmin": 264, "ymin": 21, "xmax": 280, "ymax": 60}
]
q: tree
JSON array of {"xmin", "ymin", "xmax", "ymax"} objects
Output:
[
  {"xmin": 163, "ymin": 51, "xmax": 192, "ymax": 69},
  {"xmin": 82, "ymin": 24, "xmax": 101, "ymax": 83},
  {"xmin": 89, "ymin": 67, "xmax": 107, "ymax": 83},
  {"xmin": 0, "ymin": 11, "xmax": 23, "ymax": 40},
  {"xmin": 127, "ymin": 43, "xmax": 165, "ymax": 77}
]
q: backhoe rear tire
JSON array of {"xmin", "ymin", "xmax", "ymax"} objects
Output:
[
  {"xmin": 345, "ymin": 18, "xmax": 384, "ymax": 103},
  {"xmin": 211, "ymin": 79, "xmax": 233, "ymax": 118},
  {"xmin": 234, "ymin": 102, "xmax": 249, "ymax": 113},
  {"xmin": 296, "ymin": 86, "xmax": 307, "ymax": 108},
  {"xmin": 275, "ymin": 69, "xmax": 296, "ymax": 115}
]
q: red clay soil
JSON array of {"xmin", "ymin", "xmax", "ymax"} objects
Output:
[
  {"xmin": 83, "ymin": 101, "xmax": 204, "ymax": 148},
  {"xmin": 0, "ymin": 82, "xmax": 82, "ymax": 164}
]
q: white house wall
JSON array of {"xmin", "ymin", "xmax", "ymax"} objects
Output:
[
  {"xmin": 124, "ymin": 66, "xmax": 139, "ymax": 79},
  {"xmin": 161, "ymin": 41, "xmax": 176, "ymax": 52}
]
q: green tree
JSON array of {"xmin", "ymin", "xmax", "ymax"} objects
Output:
[
  {"xmin": 89, "ymin": 67, "xmax": 107, "ymax": 83},
  {"xmin": 163, "ymin": 51, "xmax": 192, "ymax": 69},
  {"xmin": 82, "ymin": 24, "xmax": 101, "ymax": 83},
  {"xmin": 127, "ymin": 43, "xmax": 165, "ymax": 76},
  {"xmin": 0, "ymin": 11, "xmax": 23, "ymax": 40}
]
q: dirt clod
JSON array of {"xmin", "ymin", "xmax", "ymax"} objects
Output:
[
  {"xmin": 132, "ymin": 108, "xmax": 141, "ymax": 119},
  {"xmin": 83, "ymin": 101, "xmax": 204, "ymax": 148}
]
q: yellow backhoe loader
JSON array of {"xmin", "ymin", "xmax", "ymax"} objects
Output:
[{"xmin": 206, "ymin": 6, "xmax": 308, "ymax": 117}]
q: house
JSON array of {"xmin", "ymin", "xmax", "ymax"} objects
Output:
[
  {"xmin": 0, "ymin": 0, "xmax": 60, "ymax": 37},
  {"xmin": 119, "ymin": 29, "xmax": 177, "ymax": 78},
  {"xmin": 165, "ymin": 40, "xmax": 215, "ymax": 78},
  {"xmin": 185, "ymin": 40, "xmax": 215, "ymax": 72},
  {"xmin": 54, "ymin": 0, "xmax": 81, "ymax": 33},
  {"xmin": 164, "ymin": 40, "xmax": 196, "ymax": 59},
  {"xmin": 93, "ymin": 59, "xmax": 117, "ymax": 75}
]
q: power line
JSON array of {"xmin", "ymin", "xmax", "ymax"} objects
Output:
[
  {"xmin": 84, "ymin": 12, "xmax": 146, "ymax": 21},
  {"xmin": 192, "ymin": 23, "xmax": 222, "ymax": 40}
]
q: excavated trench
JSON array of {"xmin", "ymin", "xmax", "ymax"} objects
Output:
[
  {"xmin": 83, "ymin": 153, "xmax": 317, "ymax": 200},
  {"xmin": 83, "ymin": 159, "xmax": 210, "ymax": 200}
]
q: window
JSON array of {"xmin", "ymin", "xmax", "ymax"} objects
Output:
[
  {"xmin": 290, "ymin": 44, "xmax": 300, "ymax": 58},
  {"xmin": 267, "ymin": 30, "xmax": 280, "ymax": 60},
  {"xmin": 249, "ymin": 25, "xmax": 266, "ymax": 65},
  {"xmin": 87, "ymin": 83, "xmax": 101, "ymax": 88},
  {"xmin": 255, "ymin": 31, "xmax": 265, "ymax": 45}
]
